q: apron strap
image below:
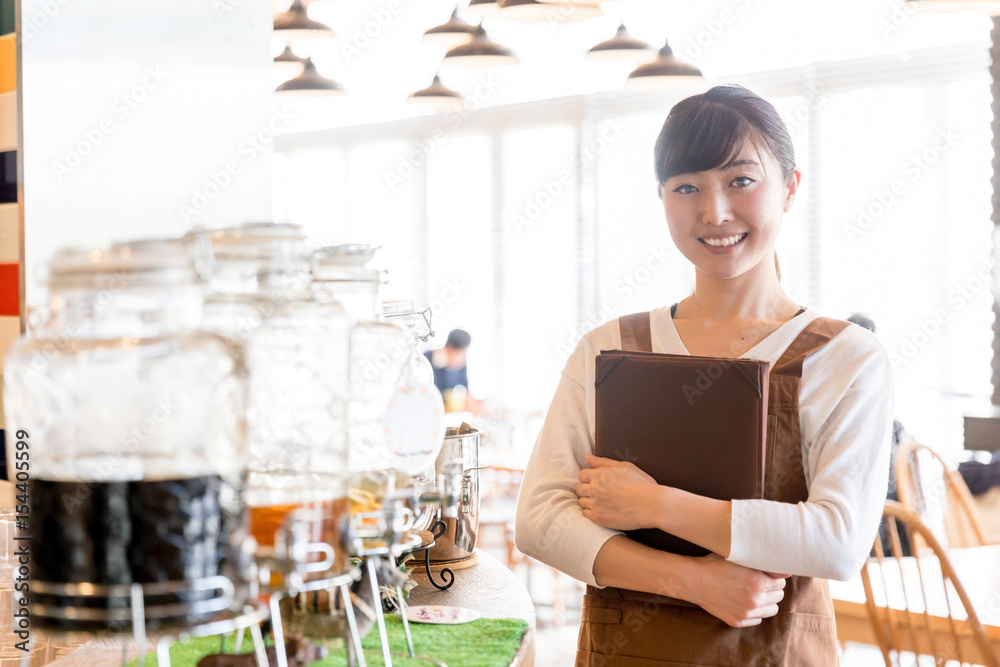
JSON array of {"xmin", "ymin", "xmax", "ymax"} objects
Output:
[
  {"xmin": 618, "ymin": 312, "xmax": 652, "ymax": 352},
  {"xmin": 772, "ymin": 317, "xmax": 851, "ymax": 378}
]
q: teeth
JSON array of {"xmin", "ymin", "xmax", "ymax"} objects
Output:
[{"xmin": 703, "ymin": 234, "xmax": 746, "ymax": 247}]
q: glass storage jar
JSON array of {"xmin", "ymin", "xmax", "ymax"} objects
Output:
[
  {"xmin": 311, "ymin": 245, "xmax": 412, "ymax": 516},
  {"xmin": 197, "ymin": 224, "xmax": 352, "ymax": 577},
  {"xmin": 2, "ymin": 237, "xmax": 250, "ymax": 632}
]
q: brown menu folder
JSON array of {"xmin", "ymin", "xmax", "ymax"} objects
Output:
[{"xmin": 594, "ymin": 350, "xmax": 769, "ymax": 557}]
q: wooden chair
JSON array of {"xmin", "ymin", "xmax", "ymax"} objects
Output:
[
  {"xmin": 895, "ymin": 440, "xmax": 996, "ymax": 550},
  {"xmin": 861, "ymin": 500, "xmax": 999, "ymax": 667}
]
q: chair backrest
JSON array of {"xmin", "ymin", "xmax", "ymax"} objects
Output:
[
  {"xmin": 895, "ymin": 440, "xmax": 988, "ymax": 550},
  {"xmin": 861, "ymin": 500, "xmax": 999, "ymax": 667}
]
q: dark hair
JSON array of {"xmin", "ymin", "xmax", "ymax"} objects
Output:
[
  {"xmin": 446, "ymin": 328, "xmax": 471, "ymax": 349},
  {"xmin": 654, "ymin": 84, "xmax": 795, "ymax": 194}
]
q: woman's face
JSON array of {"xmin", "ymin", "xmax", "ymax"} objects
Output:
[{"xmin": 661, "ymin": 142, "xmax": 800, "ymax": 282}]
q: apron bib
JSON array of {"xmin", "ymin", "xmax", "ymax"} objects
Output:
[{"xmin": 576, "ymin": 312, "xmax": 849, "ymax": 667}]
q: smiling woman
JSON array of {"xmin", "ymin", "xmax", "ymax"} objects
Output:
[{"xmin": 514, "ymin": 84, "xmax": 894, "ymax": 666}]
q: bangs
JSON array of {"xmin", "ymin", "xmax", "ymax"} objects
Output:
[{"xmin": 655, "ymin": 101, "xmax": 763, "ymax": 185}]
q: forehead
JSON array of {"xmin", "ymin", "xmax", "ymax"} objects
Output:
[{"xmin": 670, "ymin": 142, "xmax": 771, "ymax": 179}]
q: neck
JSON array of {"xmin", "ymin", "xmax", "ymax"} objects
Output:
[{"xmin": 681, "ymin": 255, "xmax": 797, "ymax": 323}]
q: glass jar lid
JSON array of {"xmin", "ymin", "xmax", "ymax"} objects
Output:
[
  {"xmin": 46, "ymin": 236, "xmax": 205, "ymax": 290},
  {"xmin": 199, "ymin": 222, "xmax": 309, "ymax": 270},
  {"xmin": 312, "ymin": 244, "xmax": 381, "ymax": 284}
]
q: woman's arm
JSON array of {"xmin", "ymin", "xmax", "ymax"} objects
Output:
[
  {"xmin": 593, "ymin": 535, "xmax": 788, "ymax": 628},
  {"xmin": 578, "ymin": 455, "xmax": 733, "ymax": 557},
  {"xmin": 514, "ymin": 371, "xmax": 625, "ymax": 585}
]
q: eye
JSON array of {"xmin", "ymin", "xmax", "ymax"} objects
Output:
[
  {"xmin": 732, "ymin": 176, "xmax": 754, "ymax": 188},
  {"xmin": 672, "ymin": 184, "xmax": 697, "ymax": 195}
]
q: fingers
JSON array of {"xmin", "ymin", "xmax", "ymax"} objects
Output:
[
  {"xmin": 585, "ymin": 454, "xmax": 619, "ymax": 468},
  {"xmin": 745, "ymin": 602, "xmax": 781, "ymax": 621},
  {"xmin": 749, "ymin": 572, "xmax": 786, "ymax": 592}
]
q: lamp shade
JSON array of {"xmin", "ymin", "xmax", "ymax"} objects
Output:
[
  {"xmin": 443, "ymin": 25, "xmax": 518, "ymax": 66},
  {"xmin": 407, "ymin": 75, "xmax": 464, "ymax": 111},
  {"xmin": 275, "ymin": 57, "xmax": 345, "ymax": 97},
  {"xmin": 274, "ymin": 0, "xmax": 334, "ymax": 46},
  {"xmin": 464, "ymin": 0, "xmax": 500, "ymax": 20},
  {"xmin": 625, "ymin": 40, "xmax": 705, "ymax": 91},
  {"xmin": 905, "ymin": 0, "xmax": 1000, "ymax": 12},
  {"xmin": 423, "ymin": 9, "xmax": 478, "ymax": 49},
  {"xmin": 496, "ymin": 0, "xmax": 602, "ymax": 22},
  {"xmin": 587, "ymin": 23, "xmax": 657, "ymax": 62},
  {"xmin": 274, "ymin": 45, "xmax": 307, "ymax": 80}
]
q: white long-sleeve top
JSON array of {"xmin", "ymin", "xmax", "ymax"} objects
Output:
[{"xmin": 514, "ymin": 306, "xmax": 893, "ymax": 585}]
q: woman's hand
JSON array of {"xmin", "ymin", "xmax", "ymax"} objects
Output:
[
  {"xmin": 680, "ymin": 553, "xmax": 788, "ymax": 628},
  {"xmin": 577, "ymin": 454, "xmax": 662, "ymax": 531}
]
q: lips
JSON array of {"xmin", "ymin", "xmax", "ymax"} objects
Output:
[{"xmin": 699, "ymin": 233, "xmax": 748, "ymax": 248}]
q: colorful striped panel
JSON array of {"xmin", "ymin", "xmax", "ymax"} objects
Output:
[
  {"xmin": 0, "ymin": 34, "xmax": 11, "ymax": 94},
  {"xmin": 0, "ymin": 203, "xmax": 15, "ymax": 263},
  {"xmin": 0, "ymin": 315, "xmax": 18, "ymax": 375},
  {"xmin": 0, "ymin": 262, "xmax": 15, "ymax": 317},
  {"xmin": 0, "ymin": 92, "xmax": 13, "ymax": 152}
]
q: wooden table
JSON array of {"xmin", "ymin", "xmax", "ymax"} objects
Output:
[
  {"xmin": 829, "ymin": 545, "xmax": 1000, "ymax": 663},
  {"xmin": 408, "ymin": 549, "xmax": 536, "ymax": 667}
]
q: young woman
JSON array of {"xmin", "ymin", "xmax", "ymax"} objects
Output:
[{"xmin": 514, "ymin": 85, "xmax": 893, "ymax": 666}]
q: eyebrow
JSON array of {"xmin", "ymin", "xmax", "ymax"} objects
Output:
[{"xmin": 721, "ymin": 158, "xmax": 761, "ymax": 170}]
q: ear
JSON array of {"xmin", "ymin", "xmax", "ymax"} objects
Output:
[{"xmin": 783, "ymin": 168, "xmax": 802, "ymax": 212}]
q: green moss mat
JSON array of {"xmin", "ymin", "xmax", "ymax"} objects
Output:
[{"xmin": 128, "ymin": 615, "xmax": 527, "ymax": 667}]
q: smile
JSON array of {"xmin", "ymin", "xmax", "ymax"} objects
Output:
[{"xmin": 699, "ymin": 233, "xmax": 748, "ymax": 248}]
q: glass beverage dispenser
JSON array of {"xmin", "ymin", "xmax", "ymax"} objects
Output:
[
  {"xmin": 311, "ymin": 245, "xmax": 412, "ymax": 516},
  {"xmin": 198, "ymin": 224, "xmax": 353, "ymax": 577},
  {"xmin": 2, "ymin": 238, "xmax": 251, "ymax": 632}
]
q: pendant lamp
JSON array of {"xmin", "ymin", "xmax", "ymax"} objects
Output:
[
  {"xmin": 586, "ymin": 23, "xmax": 657, "ymax": 62},
  {"xmin": 496, "ymin": 0, "xmax": 602, "ymax": 22},
  {"xmin": 407, "ymin": 75, "xmax": 464, "ymax": 111},
  {"xmin": 464, "ymin": 0, "xmax": 500, "ymax": 20},
  {"xmin": 274, "ymin": 0, "xmax": 334, "ymax": 47},
  {"xmin": 625, "ymin": 40, "xmax": 705, "ymax": 91},
  {"xmin": 275, "ymin": 57, "xmax": 345, "ymax": 97},
  {"xmin": 274, "ymin": 45, "xmax": 308, "ymax": 80},
  {"xmin": 423, "ymin": 9, "xmax": 478, "ymax": 49},
  {"xmin": 904, "ymin": 0, "xmax": 1000, "ymax": 12},
  {"xmin": 443, "ymin": 25, "xmax": 518, "ymax": 67}
]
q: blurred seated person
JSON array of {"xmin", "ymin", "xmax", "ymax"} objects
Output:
[{"xmin": 425, "ymin": 328, "xmax": 482, "ymax": 413}]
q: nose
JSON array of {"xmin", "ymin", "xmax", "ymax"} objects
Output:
[{"xmin": 699, "ymin": 188, "xmax": 733, "ymax": 226}]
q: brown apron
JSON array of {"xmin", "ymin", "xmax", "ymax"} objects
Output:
[{"xmin": 576, "ymin": 312, "xmax": 850, "ymax": 667}]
